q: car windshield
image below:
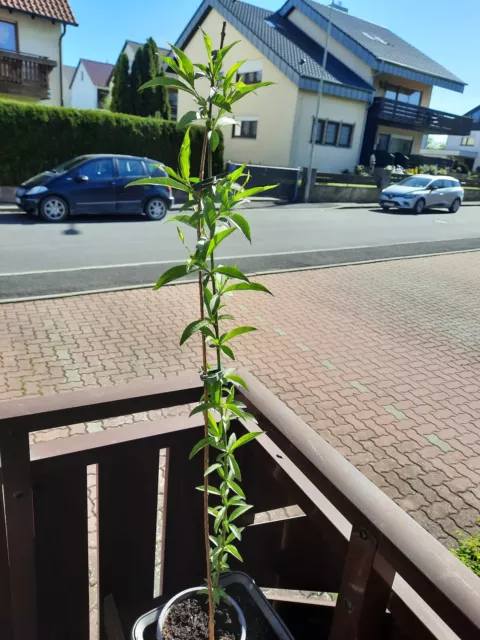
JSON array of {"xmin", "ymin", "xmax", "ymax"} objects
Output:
[
  {"xmin": 396, "ymin": 176, "xmax": 432, "ymax": 188},
  {"xmin": 52, "ymin": 156, "xmax": 89, "ymax": 174}
]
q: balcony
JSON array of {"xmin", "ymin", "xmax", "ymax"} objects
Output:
[
  {"xmin": 372, "ymin": 97, "xmax": 473, "ymax": 136},
  {"xmin": 0, "ymin": 372, "xmax": 479, "ymax": 639},
  {"xmin": 0, "ymin": 49, "xmax": 56, "ymax": 101}
]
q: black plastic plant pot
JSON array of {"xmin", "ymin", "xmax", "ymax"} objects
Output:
[{"xmin": 130, "ymin": 571, "xmax": 295, "ymax": 640}]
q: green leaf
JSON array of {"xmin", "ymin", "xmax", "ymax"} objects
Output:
[
  {"xmin": 189, "ymin": 437, "xmax": 214, "ymax": 459},
  {"xmin": 140, "ymin": 76, "xmax": 196, "ymax": 96},
  {"xmin": 220, "ymin": 344, "xmax": 235, "ymax": 360},
  {"xmin": 229, "ymin": 213, "xmax": 251, "ymax": 242},
  {"xmin": 162, "ymin": 165, "xmax": 185, "ymax": 183},
  {"xmin": 180, "ymin": 318, "xmax": 211, "ymax": 346},
  {"xmin": 203, "ymin": 31, "xmax": 213, "ymax": 65},
  {"xmin": 225, "ymin": 373, "xmax": 248, "ymax": 390},
  {"xmin": 158, "ymin": 54, "xmax": 185, "ymax": 79},
  {"xmin": 230, "ymin": 431, "xmax": 262, "ymax": 452},
  {"xmin": 209, "ymin": 130, "xmax": 220, "ymax": 152},
  {"xmin": 205, "ymin": 463, "xmax": 222, "ymax": 476},
  {"xmin": 231, "ymin": 81, "xmax": 275, "ymax": 103},
  {"xmin": 233, "ymin": 184, "xmax": 278, "ymax": 202},
  {"xmin": 223, "ymin": 59, "xmax": 247, "ymax": 91},
  {"xmin": 213, "ymin": 40, "xmax": 240, "ymax": 71},
  {"xmin": 177, "ymin": 227, "xmax": 185, "ymax": 245},
  {"xmin": 127, "ymin": 176, "xmax": 192, "ymax": 193},
  {"xmin": 226, "ymin": 478, "xmax": 245, "ymax": 498},
  {"xmin": 221, "ymin": 326, "xmax": 257, "ymax": 344},
  {"xmin": 206, "ymin": 228, "xmax": 235, "ymax": 258},
  {"xmin": 224, "ymin": 282, "xmax": 272, "ymax": 295},
  {"xmin": 177, "ymin": 110, "xmax": 201, "ymax": 130},
  {"xmin": 168, "ymin": 214, "xmax": 198, "ymax": 229},
  {"xmin": 170, "ymin": 44, "xmax": 195, "ymax": 85},
  {"xmin": 225, "ymin": 544, "xmax": 243, "ymax": 562},
  {"xmin": 228, "ymin": 504, "xmax": 253, "ymax": 523},
  {"xmin": 189, "ymin": 402, "xmax": 217, "ymax": 417},
  {"xmin": 215, "ymin": 266, "xmax": 249, "ymax": 282},
  {"xmin": 179, "ymin": 128, "xmax": 191, "ymax": 183},
  {"xmin": 227, "ymin": 495, "xmax": 245, "ymax": 507},
  {"xmin": 153, "ymin": 264, "xmax": 190, "ymax": 290},
  {"xmin": 214, "ymin": 506, "xmax": 226, "ymax": 533},
  {"xmin": 208, "ymin": 507, "xmax": 218, "ymax": 518},
  {"xmin": 209, "ymin": 92, "xmax": 232, "ymax": 112},
  {"xmin": 227, "ymin": 163, "xmax": 248, "ymax": 184},
  {"xmin": 229, "ymin": 524, "xmax": 243, "ymax": 541},
  {"xmin": 196, "ymin": 485, "xmax": 222, "ymax": 496}
]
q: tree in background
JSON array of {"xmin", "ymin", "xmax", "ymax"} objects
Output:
[
  {"xmin": 130, "ymin": 47, "xmax": 145, "ymax": 116},
  {"xmin": 143, "ymin": 37, "xmax": 171, "ymax": 120},
  {"xmin": 110, "ymin": 53, "xmax": 132, "ymax": 114}
]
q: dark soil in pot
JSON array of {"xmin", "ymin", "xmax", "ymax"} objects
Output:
[{"xmin": 162, "ymin": 596, "xmax": 238, "ymax": 640}]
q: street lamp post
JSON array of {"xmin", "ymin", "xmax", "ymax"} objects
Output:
[{"xmin": 304, "ymin": 3, "xmax": 334, "ymax": 203}]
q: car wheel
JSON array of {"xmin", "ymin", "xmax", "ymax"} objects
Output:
[
  {"xmin": 449, "ymin": 198, "xmax": 461, "ymax": 213},
  {"xmin": 413, "ymin": 198, "xmax": 425, "ymax": 215},
  {"xmin": 381, "ymin": 205, "xmax": 390, "ymax": 211},
  {"xmin": 144, "ymin": 197, "xmax": 168, "ymax": 221},
  {"xmin": 40, "ymin": 196, "xmax": 69, "ymax": 222}
]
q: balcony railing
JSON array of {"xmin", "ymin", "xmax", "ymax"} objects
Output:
[
  {"xmin": 0, "ymin": 372, "xmax": 479, "ymax": 639},
  {"xmin": 372, "ymin": 97, "xmax": 473, "ymax": 136},
  {"xmin": 0, "ymin": 49, "xmax": 56, "ymax": 101}
]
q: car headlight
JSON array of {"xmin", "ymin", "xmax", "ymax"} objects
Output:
[
  {"xmin": 403, "ymin": 193, "xmax": 416, "ymax": 199},
  {"xmin": 25, "ymin": 185, "xmax": 48, "ymax": 196}
]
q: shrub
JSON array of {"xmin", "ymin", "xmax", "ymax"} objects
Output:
[
  {"xmin": 0, "ymin": 100, "xmax": 223, "ymax": 185},
  {"xmin": 354, "ymin": 164, "xmax": 365, "ymax": 175},
  {"xmin": 452, "ymin": 523, "xmax": 480, "ymax": 577},
  {"xmin": 342, "ymin": 168, "xmax": 351, "ymax": 174},
  {"xmin": 419, "ymin": 164, "xmax": 439, "ymax": 175}
]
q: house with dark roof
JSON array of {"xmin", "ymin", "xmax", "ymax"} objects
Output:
[
  {"xmin": 176, "ymin": 0, "xmax": 471, "ymax": 172},
  {"xmin": 69, "ymin": 59, "xmax": 115, "ymax": 110},
  {"xmin": 0, "ymin": 0, "xmax": 77, "ymax": 105}
]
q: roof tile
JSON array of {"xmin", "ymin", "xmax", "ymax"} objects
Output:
[
  {"xmin": 81, "ymin": 59, "xmax": 115, "ymax": 88},
  {"xmin": 0, "ymin": 0, "xmax": 76, "ymax": 25}
]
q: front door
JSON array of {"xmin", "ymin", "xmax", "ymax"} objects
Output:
[
  {"xmin": 69, "ymin": 158, "xmax": 116, "ymax": 214},
  {"xmin": 115, "ymin": 157, "xmax": 147, "ymax": 214}
]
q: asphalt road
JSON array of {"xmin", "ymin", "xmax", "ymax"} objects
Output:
[{"xmin": 2, "ymin": 202, "xmax": 480, "ymax": 300}]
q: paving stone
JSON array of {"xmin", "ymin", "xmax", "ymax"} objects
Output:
[
  {"xmin": 86, "ymin": 421, "xmax": 105, "ymax": 433},
  {"xmin": 383, "ymin": 405, "xmax": 408, "ymax": 421},
  {"xmin": 350, "ymin": 380, "xmax": 370, "ymax": 393},
  {"xmin": 273, "ymin": 328, "xmax": 287, "ymax": 336},
  {"xmin": 424, "ymin": 433, "xmax": 454, "ymax": 453}
]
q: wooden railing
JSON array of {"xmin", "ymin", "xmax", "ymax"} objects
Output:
[
  {"xmin": 0, "ymin": 49, "xmax": 56, "ymax": 100},
  {"xmin": 0, "ymin": 372, "xmax": 479, "ymax": 639},
  {"xmin": 373, "ymin": 98, "xmax": 473, "ymax": 136}
]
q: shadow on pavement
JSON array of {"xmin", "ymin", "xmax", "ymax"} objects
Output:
[
  {"xmin": 371, "ymin": 207, "xmax": 454, "ymax": 216},
  {"xmin": 0, "ymin": 212, "xmax": 151, "ymax": 225}
]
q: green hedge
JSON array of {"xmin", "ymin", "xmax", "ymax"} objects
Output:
[{"xmin": 0, "ymin": 100, "xmax": 224, "ymax": 185}]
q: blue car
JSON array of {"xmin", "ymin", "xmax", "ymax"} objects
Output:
[{"xmin": 16, "ymin": 154, "xmax": 174, "ymax": 222}]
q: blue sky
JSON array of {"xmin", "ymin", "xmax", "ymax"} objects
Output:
[{"xmin": 64, "ymin": 0, "xmax": 478, "ymax": 115}]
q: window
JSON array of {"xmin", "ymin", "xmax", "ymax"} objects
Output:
[
  {"xmin": 117, "ymin": 158, "xmax": 145, "ymax": 178},
  {"xmin": 232, "ymin": 120, "xmax": 257, "ymax": 139},
  {"xmin": 236, "ymin": 70, "xmax": 262, "ymax": 84},
  {"xmin": 397, "ymin": 176, "xmax": 432, "ymax": 188},
  {"xmin": 377, "ymin": 133, "xmax": 390, "ymax": 151},
  {"xmin": 0, "ymin": 20, "xmax": 17, "ymax": 52},
  {"xmin": 324, "ymin": 122, "xmax": 339, "ymax": 145},
  {"xmin": 79, "ymin": 159, "xmax": 114, "ymax": 180},
  {"xmin": 145, "ymin": 160, "xmax": 166, "ymax": 177},
  {"xmin": 312, "ymin": 119, "xmax": 325, "ymax": 144},
  {"xmin": 461, "ymin": 137, "xmax": 475, "ymax": 146},
  {"xmin": 312, "ymin": 119, "xmax": 354, "ymax": 148},
  {"xmin": 430, "ymin": 180, "xmax": 445, "ymax": 190},
  {"xmin": 377, "ymin": 133, "xmax": 413, "ymax": 155},
  {"xmin": 338, "ymin": 124, "xmax": 353, "ymax": 147},
  {"xmin": 384, "ymin": 83, "xmax": 422, "ymax": 106},
  {"xmin": 81, "ymin": 71, "xmax": 84, "ymax": 81}
]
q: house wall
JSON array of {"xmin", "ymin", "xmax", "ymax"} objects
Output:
[
  {"xmin": 287, "ymin": 8, "xmax": 374, "ymax": 85},
  {"xmin": 445, "ymin": 132, "xmax": 480, "ymax": 170},
  {"xmin": 290, "ymin": 90, "xmax": 369, "ymax": 172},
  {"xmin": 70, "ymin": 61, "xmax": 98, "ymax": 109},
  {"xmin": 0, "ymin": 8, "xmax": 62, "ymax": 106},
  {"xmin": 177, "ymin": 8, "xmax": 299, "ymax": 168}
]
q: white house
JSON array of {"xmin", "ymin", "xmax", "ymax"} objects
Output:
[
  {"xmin": 175, "ymin": 0, "xmax": 470, "ymax": 172},
  {"xmin": 0, "ymin": 0, "xmax": 77, "ymax": 106},
  {"xmin": 426, "ymin": 105, "xmax": 480, "ymax": 171},
  {"xmin": 62, "ymin": 64, "xmax": 76, "ymax": 107},
  {"xmin": 70, "ymin": 59, "xmax": 114, "ymax": 110}
]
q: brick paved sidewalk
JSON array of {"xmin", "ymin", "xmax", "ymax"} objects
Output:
[{"xmin": 1, "ymin": 252, "xmax": 480, "ymax": 549}]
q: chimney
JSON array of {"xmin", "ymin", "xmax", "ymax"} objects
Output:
[{"xmin": 330, "ymin": 1, "xmax": 348, "ymax": 12}]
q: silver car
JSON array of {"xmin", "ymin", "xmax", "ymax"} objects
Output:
[{"xmin": 380, "ymin": 175, "xmax": 464, "ymax": 214}]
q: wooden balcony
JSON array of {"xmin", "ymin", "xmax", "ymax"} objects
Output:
[
  {"xmin": 0, "ymin": 49, "xmax": 56, "ymax": 101},
  {"xmin": 372, "ymin": 97, "xmax": 473, "ymax": 136},
  {"xmin": 0, "ymin": 372, "xmax": 479, "ymax": 639}
]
